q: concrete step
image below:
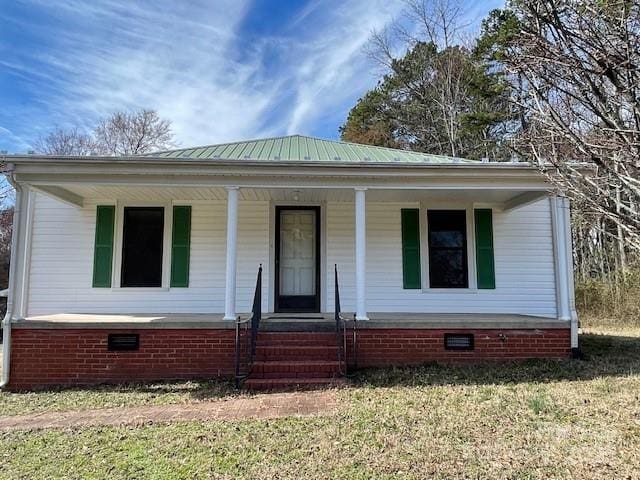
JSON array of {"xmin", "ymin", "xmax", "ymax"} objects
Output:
[
  {"xmin": 243, "ymin": 377, "xmax": 348, "ymax": 391},
  {"xmin": 251, "ymin": 360, "xmax": 341, "ymax": 378}
]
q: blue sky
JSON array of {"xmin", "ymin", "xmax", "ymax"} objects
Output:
[{"xmin": 0, "ymin": 0, "xmax": 503, "ymax": 154}]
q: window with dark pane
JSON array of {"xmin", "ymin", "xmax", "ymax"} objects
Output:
[
  {"xmin": 121, "ymin": 207, "xmax": 164, "ymax": 287},
  {"xmin": 427, "ymin": 210, "xmax": 468, "ymax": 288}
]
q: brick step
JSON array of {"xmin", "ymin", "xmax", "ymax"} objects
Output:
[
  {"xmin": 256, "ymin": 332, "xmax": 337, "ymax": 347},
  {"xmin": 251, "ymin": 360, "xmax": 341, "ymax": 378},
  {"xmin": 243, "ymin": 377, "xmax": 348, "ymax": 391},
  {"xmin": 255, "ymin": 345, "xmax": 339, "ymax": 361}
]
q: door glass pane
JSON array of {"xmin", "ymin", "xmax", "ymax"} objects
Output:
[{"xmin": 279, "ymin": 210, "xmax": 316, "ymax": 295}]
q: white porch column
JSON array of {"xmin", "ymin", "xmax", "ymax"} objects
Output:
[
  {"xmin": 17, "ymin": 185, "xmax": 34, "ymax": 319},
  {"xmin": 355, "ymin": 187, "xmax": 368, "ymax": 321},
  {"xmin": 560, "ymin": 196, "xmax": 579, "ymax": 349},
  {"xmin": 224, "ymin": 186, "xmax": 239, "ymax": 321},
  {"xmin": 550, "ymin": 196, "xmax": 570, "ymax": 321},
  {"xmin": 551, "ymin": 195, "xmax": 579, "ymax": 349}
]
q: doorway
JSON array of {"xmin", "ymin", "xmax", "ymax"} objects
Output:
[{"xmin": 274, "ymin": 206, "xmax": 321, "ymax": 312}]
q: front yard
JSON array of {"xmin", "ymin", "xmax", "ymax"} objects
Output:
[{"xmin": 0, "ymin": 327, "xmax": 639, "ymax": 479}]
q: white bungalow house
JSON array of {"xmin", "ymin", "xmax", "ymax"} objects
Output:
[{"xmin": 1, "ymin": 135, "xmax": 578, "ymax": 390}]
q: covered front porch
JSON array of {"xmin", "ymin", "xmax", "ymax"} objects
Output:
[{"xmin": 12, "ymin": 180, "xmax": 568, "ymax": 322}]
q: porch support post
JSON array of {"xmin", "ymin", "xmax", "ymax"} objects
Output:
[
  {"xmin": 354, "ymin": 187, "xmax": 368, "ymax": 321},
  {"xmin": 560, "ymin": 196, "xmax": 579, "ymax": 350},
  {"xmin": 551, "ymin": 195, "xmax": 579, "ymax": 350},
  {"xmin": 17, "ymin": 185, "xmax": 34, "ymax": 319},
  {"xmin": 224, "ymin": 186, "xmax": 239, "ymax": 321},
  {"xmin": 551, "ymin": 196, "xmax": 570, "ymax": 321}
]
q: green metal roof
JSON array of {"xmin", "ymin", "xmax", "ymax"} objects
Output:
[{"xmin": 146, "ymin": 135, "xmax": 479, "ymax": 164}]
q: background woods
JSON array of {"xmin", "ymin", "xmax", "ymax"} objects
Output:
[
  {"xmin": 341, "ymin": 0, "xmax": 516, "ymax": 161},
  {"xmin": 0, "ymin": 208, "xmax": 12, "ymax": 315},
  {"xmin": 342, "ymin": 0, "xmax": 640, "ymax": 323}
]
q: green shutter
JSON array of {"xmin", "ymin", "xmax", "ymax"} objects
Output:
[
  {"xmin": 92, "ymin": 205, "xmax": 115, "ymax": 288},
  {"xmin": 475, "ymin": 209, "xmax": 495, "ymax": 289},
  {"xmin": 170, "ymin": 206, "xmax": 192, "ymax": 287},
  {"xmin": 401, "ymin": 208, "xmax": 421, "ymax": 289}
]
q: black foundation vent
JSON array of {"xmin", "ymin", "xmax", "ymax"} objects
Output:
[
  {"xmin": 108, "ymin": 333, "xmax": 140, "ymax": 351},
  {"xmin": 444, "ymin": 333, "xmax": 474, "ymax": 351}
]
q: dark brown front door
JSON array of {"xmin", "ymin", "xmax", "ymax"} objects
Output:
[{"xmin": 275, "ymin": 206, "xmax": 320, "ymax": 313}]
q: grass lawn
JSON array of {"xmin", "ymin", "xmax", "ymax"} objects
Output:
[
  {"xmin": 0, "ymin": 378, "xmax": 237, "ymax": 417},
  {"xmin": 0, "ymin": 327, "xmax": 639, "ymax": 479}
]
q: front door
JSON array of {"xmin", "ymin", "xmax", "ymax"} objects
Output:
[{"xmin": 275, "ymin": 206, "xmax": 320, "ymax": 312}]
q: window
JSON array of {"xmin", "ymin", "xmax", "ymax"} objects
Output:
[
  {"xmin": 120, "ymin": 207, "xmax": 165, "ymax": 287},
  {"xmin": 427, "ymin": 210, "xmax": 468, "ymax": 288}
]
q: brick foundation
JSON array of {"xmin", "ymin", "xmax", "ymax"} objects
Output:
[
  {"xmin": 8, "ymin": 327, "xmax": 571, "ymax": 390},
  {"xmin": 350, "ymin": 328, "xmax": 571, "ymax": 367},
  {"xmin": 8, "ymin": 328, "xmax": 237, "ymax": 390}
]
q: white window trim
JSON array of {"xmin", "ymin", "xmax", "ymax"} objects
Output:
[
  {"xmin": 111, "ymin": 200, "xmax": 173, "ymax": 291},
  {"xmin": 419, "ymin": 200, "xmax": 478, "ymax": 293}
]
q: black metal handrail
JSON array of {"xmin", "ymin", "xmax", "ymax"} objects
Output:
[
  {"xmin": 334, "ymin": 264, "xmax": 357, "ymax": 376},
  {"xmin": 234, "ymin": 264, "xmax": 262, "ymax": 388}
]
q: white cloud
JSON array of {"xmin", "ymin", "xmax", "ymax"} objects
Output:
[
  {"xmin": 4, "ymin": 0, "xmax": 512, "ymax": 151},
  {"xmin": 285, "ymin": 0, "xmax": 404, "ymax": 135},
  {"xmin": 11, "ymin": 0, "xmax": 269, "ymax": 145},
  {"xmin": 0, "ymin": 126, "xmax": 31, "ymax": 152},
  {"xmin": 1, "ymin": 0, "xmax": 407, "ymax": 150}
]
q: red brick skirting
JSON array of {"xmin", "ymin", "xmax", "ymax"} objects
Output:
[
  {"xmin": 9, "ymin": 329, "xmax": 237, "ymax": 390},
  {"xmin": 8, "ymin": 327, "xmax": 571, "ymax": 390},
  {"xmin": 350, "ymin": 328, "xmax": 571, "ymax": 367}
]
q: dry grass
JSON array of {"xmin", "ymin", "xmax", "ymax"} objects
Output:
[
  {"xmin": 0, "ymin": 328, "xmax": 638, "ymax": 479},
  {"xmin": 0, "ymin": 380, "xmax": 236, "ymax": 417},
  {"xmin": 576, "ymin": 269, "xmax": 640, "ymax": 326}
]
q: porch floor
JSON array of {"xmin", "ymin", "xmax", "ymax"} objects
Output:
[{"xmin": 15, "ymin": 313, "xmax": 570, "ymax": 330}]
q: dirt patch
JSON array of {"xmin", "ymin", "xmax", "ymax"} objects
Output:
[{"xmin": 0, "ymin": 390, "xmax": 341, "ymax": 431}]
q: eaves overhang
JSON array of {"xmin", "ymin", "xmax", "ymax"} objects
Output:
[
  {"xmin": 2, "ymin": 153, "xmax": 540, "ymax": 169},
  {"xmin": 0, "ymin": 155, "xmax": 560, "ymax": 212},
  {"xmin": 2, "ymin": 154, "xmax": 548, "ymax": 182}
]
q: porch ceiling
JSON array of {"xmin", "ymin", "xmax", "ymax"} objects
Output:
[{"xmin": 32, "ymin": 184, "xmax": 549, "ymax": 207}]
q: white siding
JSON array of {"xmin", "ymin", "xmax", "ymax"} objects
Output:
[
  {"xmin": 325, "ymin": 199, "xmax": 557, "ymax": 317},
  {"xmin": 325, "ymin": 202, "xmax": 356, "ymax": 312},
  {"xmin": 26, "ymin": 194, "xmax": 557, "ymax": 318},
  {"xmin": 27, "ymin": 194, "xmax": 270, "ymax": 315}
]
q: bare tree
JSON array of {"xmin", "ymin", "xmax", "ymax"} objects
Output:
[
  {"xmin": 93, "ymin": 109, "xmax": 174, "ymax": 155},
  {"xmin": 359, "ymin": 0, "xmax": 513, "ymax": 159},
  {"xmin": 0, "ymin": 207, "xmax": 12, "ymax": 315},
  {"xmin": 500, "ymin": 0, "xmax": 640, "ymax": 253},
  {"xmin": 33, "ymin": 127, "xmax": 96, "ymax": 156},
  {"xmin": 402, "ymin": 0, "xmax": 468, "ymax": 48},
  {"xmin": 32, "ymin": 109, "xmax": 175, "ymax": 157}
]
